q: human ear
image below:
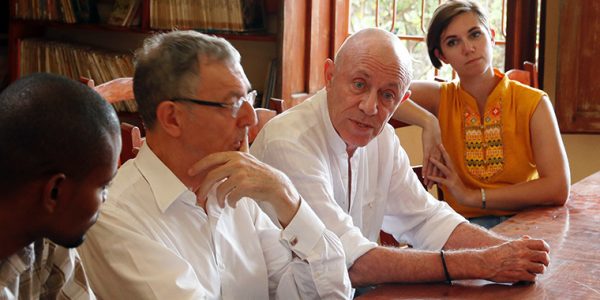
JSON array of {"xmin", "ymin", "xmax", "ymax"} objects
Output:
[
  {"xmin": 324, "ymin": 59, "xmax": 335, "ymax": 87},
  {"xmin": 156, "ymin": 101, "xmax": 183, "ymax": 137},
  {"xmin": 490, "ymin": 28, "xmax": 496, "ymax": 45},
  {"xmin": 434, "ymin": 49, "xmax": 449, "ymax": 65},
  {"xmin": 42, "ymin": 173, "xmax": 66, "ymax": 213},
  {"xmin": 400, "ymin": 89, "xmax": 412, "ymax": 104}
]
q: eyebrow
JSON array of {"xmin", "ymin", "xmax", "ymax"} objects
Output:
[
  {"xmin": 353, "ymin": 70, "xmax": 371, "ymax": 79},
  {"xmin": 442, "ymin": 26, "xmax": 481, "ymax": 43}
]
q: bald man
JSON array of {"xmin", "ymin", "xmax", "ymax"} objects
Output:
[{"xmin": 251, "ymin": 28, "xmax": 550, "ymax": 287}]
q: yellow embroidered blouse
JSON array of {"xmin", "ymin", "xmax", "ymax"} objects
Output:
[{"xmin": 438, "ymin": 69, "xmax": 545, "ymax": 218}]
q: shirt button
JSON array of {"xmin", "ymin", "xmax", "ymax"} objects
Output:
[{"xmin": 290, "ymin": 237, "xmax": 298, "ymax": 246}]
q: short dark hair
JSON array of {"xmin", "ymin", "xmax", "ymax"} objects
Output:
[
  {"xmin": 133, "ymin": 30, "xmax": 241, "ymax": 129},
  {"xmin": 427, "ymin": 0, "xmax": 491, "ymax": 69},
  {"xmin": 0, "ymin": 73, "xmax": 120, "ymax": 190}
]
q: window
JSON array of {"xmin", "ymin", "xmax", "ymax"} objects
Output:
[
  {"xmin": 279, "ymin": 0, "xmax": 539, "ymax": 104},
  {"xmin": 349, "ymin": 0, "xmax": 514, "ymax": 81}
]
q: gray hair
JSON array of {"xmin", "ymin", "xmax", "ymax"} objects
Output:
[{"xmin": 133, "ymin": 30, "xmax": 241, "ymax": 129}]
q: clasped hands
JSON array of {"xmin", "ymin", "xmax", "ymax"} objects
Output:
[
  {"xmin": 423, "ymin": 143, "xmax": 482, "ymax": 208},
  {"xmin": 479, "ymin": 236, "xmax": 550, "ymax": 283}
]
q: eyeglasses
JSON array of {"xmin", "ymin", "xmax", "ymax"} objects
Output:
[{"xmin": 171, "ymin": 90, "xmax": 257, "ymax": 118}]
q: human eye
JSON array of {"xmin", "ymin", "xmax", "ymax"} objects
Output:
[
  {"xmin": 380, "ymin": 90, "xmax": 396, "ymax": 102},
  {"xmin": 352, "ymin": 80, "xmax": 366, "ymax": 90},
  {"xmin": 446, "ymin": 39, "xmax": 458, "ymax": 47},
  {"xmin": 470, "ymin": 30, "xmax": 482, "ymax": 39}
]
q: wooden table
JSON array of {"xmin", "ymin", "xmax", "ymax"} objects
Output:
[{"xmin": 357, "ymin": 171, "xmax": 600, "ymax": 299}]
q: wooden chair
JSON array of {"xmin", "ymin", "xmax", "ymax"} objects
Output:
[
  {"xmin": 268, "ymin": 97, "xmax": 284, "ymax": 114},
  {"xmin": 506, "ymin": 61, "xmax": 538, "ymax": 88},
  {"xmin": 248, "ymin": 97, "xmax": 284, "ymax": 144},
  {"xmin": 80, "ymin": 76, "xmax": 144, "ymax": 164}
]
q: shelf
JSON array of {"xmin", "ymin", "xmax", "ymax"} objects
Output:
[{"xmin": 9, "ymin": 19, "xmax": 277, "ymax": 42}]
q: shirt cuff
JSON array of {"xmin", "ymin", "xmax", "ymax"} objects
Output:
[{"xmin": 280, "ymin": 198, "xmax": 326, "ymax": 259}]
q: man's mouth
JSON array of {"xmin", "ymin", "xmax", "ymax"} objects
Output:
[{"xmin": 351, "ymin": 119, "xmax": 373, "ymax": 129}]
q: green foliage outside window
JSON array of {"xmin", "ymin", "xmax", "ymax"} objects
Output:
[{"xmin": 350, "ymin": 0, "xmax": 506, "ymax": 81}]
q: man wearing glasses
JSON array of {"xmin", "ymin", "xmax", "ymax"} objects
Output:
[{"xmin": 79, "ymin": 31, "xmax": 351, "ymax": 299}]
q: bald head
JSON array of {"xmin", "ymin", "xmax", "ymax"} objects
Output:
[{"xmin": 334, "ymin": 28, "xmax": 413, "ymax": 89}]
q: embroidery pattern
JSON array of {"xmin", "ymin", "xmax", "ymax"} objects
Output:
[{"xmin": 463, "ymin": 98, "xmax": 504, "ymax": 180}]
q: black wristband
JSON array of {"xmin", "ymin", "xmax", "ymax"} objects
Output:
[{"xmin": 440, "ymin": 250, "xmax": 452, "ymax": 284}]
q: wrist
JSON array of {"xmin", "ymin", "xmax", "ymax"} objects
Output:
[
  {"xmin": 445, "ymin": 249, "xmax": 488, "ymax": 280},
  {"xmin": 459, "ymin": 188, "xmax": 479, "ymax": 207},
  {"xmin": 274, "ymin": 188, "xmax": 301, "ymax": 228}
]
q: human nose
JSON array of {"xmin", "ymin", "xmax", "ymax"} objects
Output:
[
  {"xmin": 358, "ymin": 90, "xmax": 378, "ymax": 116},
  {"xmin": 463, "ymin": 39, "xmax": 475, "ymax": 54},
  {"xmin": 236, "ymin": 100, "xmax": 258, "ymax": 128}
]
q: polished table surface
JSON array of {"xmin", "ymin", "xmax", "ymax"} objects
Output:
[{"xmin": 357, "ymin": 171, "xmax": 600, "ymax": 299}]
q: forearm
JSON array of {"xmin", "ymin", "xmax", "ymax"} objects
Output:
[
  {"xmin": 443, "ymin": 222, "xmax": 507, "ymax": 249},
  {"xmin": 456, "ymin": 175, "xmax": 570, "ymax": 211},
  {"xmin": 348, "ymin": 246, "xmax": 490, "ymax": 286},
  {"xmin": 392, "ymin": 99, "xmax": 437, "ymax": 128},
  {"xmin": 348, "ymin": 247, "xmax": 450, "ymax": 286},
  {"xmin": 480, "ymin": 176, "xmax": 570, "ymax": 210}
]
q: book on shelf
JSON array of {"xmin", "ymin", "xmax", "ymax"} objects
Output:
[
  {"xmin": 14, "ymin": 0, "xmax": 98, "ymax": 23},
  {"xmin": 149, "ymin": 0, "xmax": 266, "ymax": 33},
  {"xmin": 19, "ymin": 38, "xmax": 137, "ymax": 113},
  {"xmin": 107, "ymin": 0, "xmax": 141, "ymax": 27},
  {"xmin": 260, "ymin": 58, "xmax": 277, "ymax": 109}
]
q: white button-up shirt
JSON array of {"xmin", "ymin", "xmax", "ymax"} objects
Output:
[
  {"xmin": 79, "ymin": 143, "xmax": 351, "ymax": 299},
  {"xmin": 251, "ymin": 89, "xmax": 467, "ymax": 267}
]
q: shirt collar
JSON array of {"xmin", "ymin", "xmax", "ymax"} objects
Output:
[
  {"xmin": 134, "ymin": 143, "xmax": 196, "ymax": 212},
  {"xmin": 317, "ymin": 89, "xmax": 351, "ymax": 157}
]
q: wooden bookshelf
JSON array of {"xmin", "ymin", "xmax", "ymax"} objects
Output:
[{"xmin": 8, "ymin": 0, "xmax": 279, "ymax": 82}]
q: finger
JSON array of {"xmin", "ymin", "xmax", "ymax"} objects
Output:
[
  {"xmin": 226, "ymin": 188, "xmax": 246, "ymax": 209},
  {"xmin": 188, "ymin": 152, "xmax": 235, "ymax": 177},
  {"xmin": 525, "ymin": 239, "xmax": 550, "ymax": 252},
  {"xmin": 195, "ymin": 159, "xmax": 237, "ymax": 200},
  {"xmin": 437, "ymin": 144, "xmax": 455, "ymax": 169},
  {"xmin": 426, "ymin": 175, "xmax": 448, "ymax": 187},
  {"xmin": 526, "ymin": 262, "xmax": 546, "ymax": 275},
  {"xmin": 216, "ymin": 176, "xmax": 238, "ymax": 207},
  {"xmin": 240, "ymin": 128, "xmax": 249, "ymax": 153},
  {"xmin": 529, "ymin": 250, "xmax": 550, "ymax": 266},
  {"xmin": 429, "ymin": 157, "xmax": 451, "ymax": 176}
]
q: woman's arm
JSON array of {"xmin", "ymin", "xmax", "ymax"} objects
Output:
[
  {"xmin": 393, "ymin": 80, "xmax": 443, "ymax": 119},
  {"xmin": 392, "ymin": 81, "xmax": 444, "ymax": 185},
  {"xmin": 428, "ymin": 95, "xmax": 570, "ymax": 209}
]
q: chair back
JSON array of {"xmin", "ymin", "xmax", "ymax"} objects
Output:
[
  {"xmin": 81, "ymin": 76, "xmax": 143, "ymax": 165},
  {"xmin": 506, "ymin": 61, "xmax": 538, "ymax": 88}
]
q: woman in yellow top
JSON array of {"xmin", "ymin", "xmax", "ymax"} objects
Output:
[{"xmin": 393, "ymin": 0, "xmax": 570, "ymax": 228}]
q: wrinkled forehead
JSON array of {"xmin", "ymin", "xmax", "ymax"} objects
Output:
[{"xmin": 340, "ymin": 38, "xmax": 412, "ymax": 88}]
